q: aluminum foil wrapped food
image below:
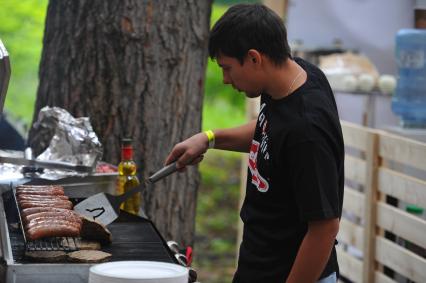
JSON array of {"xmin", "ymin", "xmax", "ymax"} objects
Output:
[{"xmin": 33, "ymin": 106, "xmax": 103, "ymax": 169}]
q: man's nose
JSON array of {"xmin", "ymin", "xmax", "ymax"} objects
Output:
[{"xmin": 223, "ymin": 73, "xmax": 231, "ymax": 85}]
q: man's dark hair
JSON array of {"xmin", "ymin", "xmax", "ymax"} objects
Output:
[{"xmin": 208, "ymin": 4, "xmax": 292, "ymax": 65}]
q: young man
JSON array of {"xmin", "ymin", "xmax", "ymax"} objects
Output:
[{"xmin": 165, "ymin": 4, "xmax": 344, "ymax": 283}]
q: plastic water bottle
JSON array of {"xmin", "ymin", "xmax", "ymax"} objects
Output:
[{"xmin": 391, "ymin": 29, "xmax": 426, "ymax": 128}]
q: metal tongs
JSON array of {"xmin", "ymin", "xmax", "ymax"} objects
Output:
[
  {"xmin": 0, "ymin": 148, "xmax": 94, "ymax": 173},
  {"xmin": 74, "ymin": 162, "xmax": 179, "ymax": 225}
]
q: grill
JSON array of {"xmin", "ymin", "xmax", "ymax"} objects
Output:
[
  {"xmin": 0, "ymin": 182, "xmax": 182, "ymax": 283},
  {"xmin": 25, "ymin": 237, "xmax": 79, "ymax": 252}
]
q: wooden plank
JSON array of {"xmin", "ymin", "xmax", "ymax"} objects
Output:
[
  {"xmin": 343, "ymin": 187, "xmax": 365, "ymax": 218},
  {"xmin": 336, "ymin": 245, "xmax": 362, "ymax": 283},
  {"xmin": 246, "ymin": 97, "xmax": 260, "ymax": 120},
  {"xmin": 263, "ymin": 0, "xmax": 288, "ymax": 19},
  {"xmin": 375, "ymin": 236, "xmax": 426, "ymax": 283},
  {"xmin": 375, "ymin": 272, "xmax": 397, "ymax": 283},
  {"xmin": 362, "ymin": 131, "xmax": 379, "ymax": 283},
  {"xmin": 378, "ymin": 130, "xmax": 426, "ymax": 171},
  {"xmin": 338, "ymin": 218, "xmax": 363, "ymax": 251},
  {"xmin": 341, "ymin": 120, "xmax": 369, "ymax": 151},
  {"xmin": 345, "ymin": 155, "xmax": 367, "ymax": 185},
  {"xmin": 376, "ymin": 138, "xmax": 391, "ymax": 277},
  {"xmin": 377, "ymin": 202, "xmax": 426, "ymax": 248},
  {"xmin": 378, "ymin": 167, "xmax": 426, "ymax": 208}
]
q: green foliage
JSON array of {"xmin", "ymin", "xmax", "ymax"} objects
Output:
[
  {"xmin": 204, "ymin": 58, "xmax": 246, "ymax": 109},
  {"xmin": 204, "ymin": 4, "xmax": 245, "ymax": 109},
  {"xmin": 193, "ymin": 150, "xmax": 242, "ymax": 283},
  {"xmin": 210, "ymin": 4, "xmax": 228, "ymax": 26},
  {"xmin": 197, "ymin": 150, "xmax": 241, "ymax": 238},
  {"xmin": 0, "ymin": 0, "xmax": 48, "ymax": 125},
  {"xmin": 196, "ymin": 5, "xmax": 251, "ymax": 282},
  {"xmin": 202, "ymin": 97, "xmax": 245, "ymax": 131},
  {"xmin": 214, "ymin": 0, "xmax": 259, "ymax": 5},
  {"xmin": 1, "ymin": 2, "xmax": 246, "ymax": 130}
]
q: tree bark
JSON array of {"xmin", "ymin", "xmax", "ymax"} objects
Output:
[{"xmin": 28, "ymin": 0, "xmax": 212, "ymax": 246}]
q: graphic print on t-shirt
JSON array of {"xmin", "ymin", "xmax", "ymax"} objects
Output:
[
  {"xmin": 248, "ymin": 102, "xmax": 270, "ymax": 193},
  {"xmin": 248, "ymin": 141, "xmax": 269, "ymax": 192}
]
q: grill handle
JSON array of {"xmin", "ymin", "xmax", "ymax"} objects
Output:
[{"xmin": 148, "ymin": 162, "xmax": 178, "ymax": 183}]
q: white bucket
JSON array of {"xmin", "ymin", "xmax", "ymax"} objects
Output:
[{"xmin": 89, "ymin": 261, "xmax": 188, "ymax": 283}]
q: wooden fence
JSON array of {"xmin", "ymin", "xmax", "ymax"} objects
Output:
[{"xmin": 338, "ymin": 121, "xmax": 426, "ymax": 283}]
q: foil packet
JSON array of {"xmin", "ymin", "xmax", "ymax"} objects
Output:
[{"xmin": 34, "ymin": 106, "xmax": 103, "ymax": 170}]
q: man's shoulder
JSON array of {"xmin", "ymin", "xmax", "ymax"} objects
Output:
[
  {"xmin": 276, "ymin": 113, "xmax": 341, "ymax": 149},
  {"xmin": 295, "ymin": 57, "xmax": 330, "ymax": 87},
  {"xmin": 274, "ymin": 117, "xmax": 316, "ymax": 147},
  {"xmin": 294, "ymin": 57, "xmax": 323, "ymax": 74}
]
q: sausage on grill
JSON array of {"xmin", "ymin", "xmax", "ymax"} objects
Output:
[
  {"xmin": 17, "ymin": 195, "xmax": 69, "ymax": 201},
  {"xmin": 19, "ymin": 199, "xmax": 72, "ymax": 204},
  {"xmin": 18, "ymin": 198, "xmax": 72, "ymax": 204},
  {"xmin": 17, "ymin": 185, "xmax": 63, "ymax": 189},
  {"xmin": 16, "ymin": 185, "xmax": 64, "ymax": 191},
  {"xmin": 20, "ymin": 207, "xmax": 71, "ymax": 218},
  {"xmin": 26, "ymin": 224, "xmax": 80, "ymax": 240},
  {"xmin": 15, "ymin": 186, "xmax": 83, "ymax": 241},
  {"xmin": 24, "ymin": 211, "xmax": 82, "ymax": 224},
  {"xmin": 26, "ymin": 218, "xmax": 82, "ymax": 231},
  {"xmin": 26, "ymin": 219, "xmax": 81, "ymax": 231},
  {"xmin": 17, "ymin": 185, "xmax": 64, "ymax": 191},
  {"xmin": 19, "ymin": 200, "xmax": 73, "ymax": 210},
  {"xmin": 24, "ymin": 209, "xmax": 82, "ymax": 220},
  {"xmin": 16, "ymin": 189, "xmax": 65, "ymax": 196}
]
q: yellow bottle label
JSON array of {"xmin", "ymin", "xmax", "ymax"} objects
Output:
[
  {"xmin": 116, "ymin": 175, "xmax": 141, "ymax": 215},
  {"xmin": 116, "ymin": 158, "xmax": 141, "ymax": 215}
]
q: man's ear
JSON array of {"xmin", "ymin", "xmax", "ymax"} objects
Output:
[{"xmin": 247, "ymin": 49, "xmax": 262, "ymax": 66}]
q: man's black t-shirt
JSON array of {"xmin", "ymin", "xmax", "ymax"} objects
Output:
[{"xmin": 233, "ymin": 58, "xmax": 344, "ymax": 283}]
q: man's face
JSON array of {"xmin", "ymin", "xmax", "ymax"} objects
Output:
[{"xmin": 216, "ymin": 54, "xmax": 262, "ymax": 98}]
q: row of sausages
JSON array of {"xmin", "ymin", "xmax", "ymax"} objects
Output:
[{"xmin": 16, "ymin": 185, "xmax": 82, "ymax": 241}]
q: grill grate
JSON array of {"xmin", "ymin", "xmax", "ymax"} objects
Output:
[{"xmin": 26, "ymin": 237, "xmax": 79, "ymax": 252}]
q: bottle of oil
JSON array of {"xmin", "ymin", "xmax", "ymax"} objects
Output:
[{"xmin": 116, "ymin": 138, "xmax": 140, "ymax": 215}]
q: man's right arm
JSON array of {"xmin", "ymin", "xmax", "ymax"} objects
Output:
[
  {"xmin": 164, "ymin": 119, "xmax": 256, "ymax": 169},
  {"xmin": 214, "ymin": 119, "xmax": 256, "ymax": 152}
]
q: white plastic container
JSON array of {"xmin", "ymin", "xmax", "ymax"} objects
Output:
[{"xmin": 89, "ymin": 261, "xmax": 188, "ymax": 283}]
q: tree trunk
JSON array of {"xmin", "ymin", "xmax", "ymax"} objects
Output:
[{"xmin": 28, "ymin": 0, "xmax": 212, "ymax": 246}]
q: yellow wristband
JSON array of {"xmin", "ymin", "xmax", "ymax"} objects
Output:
[{"xmin": 204, "ymin": 130, "xmax": 215, "ymax": 149}]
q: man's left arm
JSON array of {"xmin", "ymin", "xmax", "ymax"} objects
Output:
[{"xmin": 286, "ymin": 218, "xmax": 339, "ymax": 283}]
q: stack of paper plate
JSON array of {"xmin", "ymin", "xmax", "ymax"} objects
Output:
[{"xmin": 89, "ymin": 261, "xmax": 188, "ymax": 283}]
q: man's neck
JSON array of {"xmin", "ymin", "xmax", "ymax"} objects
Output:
[{"xmin": 264, "ymin": 58, "xmax": 306, "ymax": 100}]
